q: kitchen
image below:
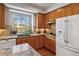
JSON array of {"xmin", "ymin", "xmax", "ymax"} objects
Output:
[
  {"xmin": 0, "ymin": 3, "xmax": 79, "ymax": 56},
  {"xmin": 0, "ymin": 3, "xmax": 56, "ymax": 56}
]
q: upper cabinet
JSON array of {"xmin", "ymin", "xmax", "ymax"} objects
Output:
[
  {"xmin": 35, "ymin": 4, "xmax": 79, "ymax": 29},
  {"xmin": 70, "ymin": 3, "xmax": 79, "ymax": 15},
  {"xmin": 35, "ymin": 13, "xmax": 45, "ymax": 29},
  {"xmin": 55, "ymin": 8, "xmax": 63, "ymax": 19},
  {"xmin": 45, "ymin": 3, "xmax": 79, "ymax": 20},
  {"xmin": 55, "ymin": 6, "xmax": 71, "ymax": 18},
  {"xmin": 44, "ymin": 14, "xmax": 50, "ymax": 29},
  {"xmin": 0, "ymin": 4, "xmax": 5, "ymax": 29},
  {"xmin": 62, "ymin": 6, "xmax": 71, "ymax": 17}
]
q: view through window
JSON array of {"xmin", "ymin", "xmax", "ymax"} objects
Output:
[{"xmin": 9, "ymin": 9, "xmax": 35, "ymax": 35}]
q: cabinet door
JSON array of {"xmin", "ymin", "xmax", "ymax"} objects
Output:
[
  {"xmin": 34, "ymin": 36, "xmax": 40, "ymax": 50},
  {"xmin": 0, "ymin": 4, "xmax": 5, "ymax": 28},
  {"xmin": 62, "ymin": 6, "xmax": 71, "ymax": 17},
  {"xmin": 39, "ymin": 35, "xmax": 44, "ymax": 48},
  {"xmin": 55, "ymin": 8, "xmax": 62, "ymax": 18},
  {"xmin": 67, "ymin": 15, "xmax": 79, "ymax": 50},
  {"xmin": 44, "ymin": 36, "xmax": 56, "ymax": 52},
  {"xmin": 70, "ymin": 4, "xmax": 79, "ymax": 15},
  {"xmin": 27, "ymin": 36, "xmax": 35, "ymax": 49},
  {"xmin": 22, "ymin": 37, "xmax": 29, "ymax": 43},
  {"xmin": 16, "ymin": 38, "xmax": 23, "ymax": 45},
  {"xmin": 34, "ymin": 35, "xmax": 45, "ymax": 49},
  {"xmin": 45, "ymin": 14, "xmax": 51, "ymax": 29},
  {"xmin": 37, "ymin": 13, "xmax": 45, "ymax": 29}
]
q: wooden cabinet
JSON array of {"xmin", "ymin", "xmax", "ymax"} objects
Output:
[
  {"xmin": 27, "ymin": 36, "xmax": 35, "ymax": 49},
  {"xmin": 45, "ymin": 12, "xmax": 55, "ymax": 29},
  {"xmin": 48, "ymin": 11, "xmax": 55, "ymax": 20},
  {"xmin": 44, "ymin": 14, "xmax": 51, "ymax": 29},
  {"xmin": 16, "ymin": 35, "xmax": 44, "ymax": 49},
  {"xmin": 36, "ymin": 13, "xmax": 45, "ymax": 29},
  {"xmin": 55, "ymin": 8, "xmax": 63, "ymax": 19},
  {"xmin": 16, "ymin": 38, "xmax": 23, "ymax": 45},
  {"xmin": 34, "ymin": 36, "xmax": 40, "ymax": 49},
  {"xmin": 44, "ymin": 36, "xmax": 56, "ymax": 53},
  {"xmin": 62, "ymin": 6, "xmax": 71, "ymax": 17},
  {"xmin": 31, "ymin": 35, "xmax": 45, "ymax": 50},
  {"xmin": 70, "ymin": 3, "xmax": 79, "ymax": 15},
  {"xmin": 16, "ymin": 37, "xmax": 29, "ymax": 45},
  {"xmin": 0, "ymin": 4, "xmax": 5, "ymax": 28},
  {"xmin": 45, "ymin": 3, "xmax": 79, "ymax": 20},
  {"xmin": 35, "ymin": 35, "xmax": 45, "ymax": 50},
  {"xmin": 39, "ymin": 35, "xmax": 45, "ymax": 48},
  {"xmin": 16, "ymin": 35, "xmax": 56, "ymax": 53}
]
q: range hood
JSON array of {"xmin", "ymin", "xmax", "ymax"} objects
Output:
[{"xmin": 47, "ymin": 20, "xmax": 56, "ymax": 25}]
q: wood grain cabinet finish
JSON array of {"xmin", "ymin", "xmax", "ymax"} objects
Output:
[
  {"xmin": 36, "ymin": 13, "xmax": 45, "ymax": 29},
  {"xmin": 44, "ymin": 36, "xmax": 56, "ymax": 53},
  {"xmin": 70, "ymin": 3, "xmax": 79, "ymax": 15},
  {"xmin": 44, "ymin": 14, "xmax": 51, "ymax": 29},
  {"xmin": 16, "ymin": 35, "xmax": 56, "ymax": 53},
  {"xmin": 16, "ymin": 35, "xmax": 44, "ymax": 49},
  {"xmin": 45, "ymin": 11, "xmax": 55, "ymax": 29},
  {"xmin": 34, "ymin": 36, "xmax": 40, "ymax": 49},
  {"xmin": 45, "ymin": 3, "xmax": 79, "ymax": 21},
  {"xmin": 27, "ymin": 36, "xmax": 35, "ymax": 49},
  {"xmin": 16, "ymin": 37, "xmax": 30, "ymax": 45},
  {"xmin": 39, "ymin": 35, "xmax": 45, "ymax": 48},
  {"xmin": 0, "ymin": 4, "xmax": 5, "ymax": 29},
  {"xmin": 62, "ymin": 6, "xmax": 71, "ymax": 17},
  {"xmin": 16, "ymin": 38, "xmax": 24, "ymax": 45},
  {"xmin": 32, "ymin": 35, "xmax": 45, "ymax": 50}
]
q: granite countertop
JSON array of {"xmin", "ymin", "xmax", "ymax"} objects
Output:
[
  {"xmin": 45, "ymin": 34, "xmax": 56, "ymax": 41},
  {"xmin": 17, "ymin": 34, "xmax": 44, "ymax": 38},
  {"xmin": 0, "ymin": 43, "xmax": 40, "ymax": 56},
  {"xmin": 0, "ymin": 34, "xmax": 43, "ymax": 40},
  {"xmin": 30, "ymin": 33, "xmax": 44, "ymax": 36},
  {"xmin": 0, "ymin": 33, "xmax": 56, "ymax": 41}
]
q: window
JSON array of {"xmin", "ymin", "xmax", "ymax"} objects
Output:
[{"xmin": 9, "ymin": 9, "xmax": 35, "ymax": 35}]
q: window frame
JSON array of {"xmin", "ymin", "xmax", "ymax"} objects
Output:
[{"xmin": 9, "ymin": 9, "xmax": 35, "ymax": 34}]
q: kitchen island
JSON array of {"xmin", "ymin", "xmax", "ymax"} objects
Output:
[{"xmin": 0, "ymin": 43, "xmax": 40, "ymax": 56}]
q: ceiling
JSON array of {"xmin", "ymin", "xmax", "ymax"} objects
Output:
[
  {"xmin": 25, "ymin": 3, "xmax": 56, "ymax": 11},
  {"xmin": 5, "ymin": 3, "xmax": 69, "ymax": 13}
]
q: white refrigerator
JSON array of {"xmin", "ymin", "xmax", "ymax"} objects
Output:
[{"xmin": 56, "ymin": 14, "xmax": 79, "ymax": 56}]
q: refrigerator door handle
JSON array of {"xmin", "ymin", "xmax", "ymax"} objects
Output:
[
  {"xmin": 64, "ymin": 19, "xmax": 69, "ymax": 44},
  {"xmin": 65, "ymin": 18, "xmax": 69, "ymax": 44}
]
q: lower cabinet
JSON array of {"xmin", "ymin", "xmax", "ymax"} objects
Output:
[
  {"xmin": 34, "ymin": 36, "xmax": 40, "ymax": 49},
  {"xmin": 27, "ymin": 36, "xmax": 35, "ymax": 49},
  {"xmin": 44, "ymin": 36, "xmax": 56, "ymax": 53},
  {"xmin": 34, "ymin": 35, "xmax": 45, "ymax": 50},
  {"xmin": 16, "ymin": 35, "xmax": 45, "ymax": 50},
  {"xmin": 16, "ymin": 35, "xmax": 56, "ymax": 53},
  {"xmin": 16, "ymin": 37, "xmax": 29, "ymax": 45},
  {"xmin": 39, "ymin": 35, "xmax": 45, "ymax": 48}
]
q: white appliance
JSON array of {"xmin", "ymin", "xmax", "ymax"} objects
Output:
[{"xmin": 56, "ymin": 14, "xmax": 79, "ymax": 56}]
